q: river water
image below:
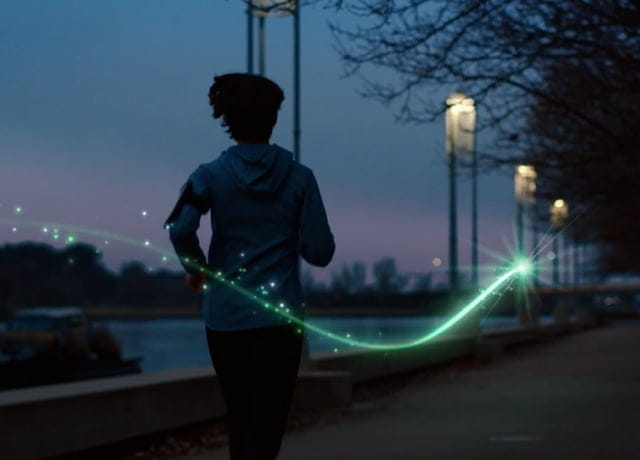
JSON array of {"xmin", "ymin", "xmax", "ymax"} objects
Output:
[
  {"xmin": 101, "ymin": 315, "xmax": 554, "ymax": 373},
  {"xmin": 0, "ymin": 316, "xmax": 552, "ymax": 373}
]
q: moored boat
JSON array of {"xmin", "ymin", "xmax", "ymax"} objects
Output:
[{"xmin": 0, "ymin": 306, "xmax": 142, "ymax": 389}]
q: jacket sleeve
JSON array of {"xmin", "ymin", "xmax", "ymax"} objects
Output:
[
  {"xmin": 167, "ymin": 166, "xmax": 212, "ymax": 275},
  {"xmin": 299, "ymin": 170, "xmax": 335, "ymax": 267}
]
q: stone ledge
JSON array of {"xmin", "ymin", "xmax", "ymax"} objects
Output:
[{"xmin": 0, "ymin": 369, "xmax": 351, "ymax": 460}]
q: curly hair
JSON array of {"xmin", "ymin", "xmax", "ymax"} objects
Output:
[{"xmin": 208, "ymin": 73, "xmax": 285, "ymax": 143}]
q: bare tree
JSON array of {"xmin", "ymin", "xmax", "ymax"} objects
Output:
[
  {"xmin": 328, "ymin": 0, "xmax": 640, "ymax": 273},
  {"xmin": 372, "ymin": 257, "xmax": 409, "ymax": 294},
  {"xmin": 330, "ymin": 262, "xmax": 368, "ymax": 295},
  {"xmin": 329, "ymin": 1, "xmax": 639, "ymax": 147},
  {"xmin": 523, "ymin": 57, "xmax": 640, "ymax": 272}
]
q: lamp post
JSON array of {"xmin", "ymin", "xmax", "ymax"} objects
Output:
[
  {"xmin": 258, "ymin": 10, "xmax": 266, "ymax": 75},
  {"xmin": 530, "ymin": 203, "xmax": 541, "ymax": 284},
  {"xmin": 514, "ymin": 165, "xmax": 537, "ymax": 257},
  {"xmin": 245, "ymin": 1, "xmax": 300, "ymax": 163},
  {"xmin": 550, "ymin": 199, "xmax": 568, "ymax": 285},
  {"xmin": 445, "ymin": 92, "xmax": 476, "ymax": 291},
  {"xmin": 292, "ymin": 0, "xmax": 300, "ymax": 162},
  {"xmin": 246, "ymin": 3, "xmax": 254, "ymax": 73},
  {"xmin": 514, "ymin": 165, "xmax": 537, "ymax": 325},
  {"xmin": 250, "ymin": 0, "xmax": 291, "ymax": 76}
]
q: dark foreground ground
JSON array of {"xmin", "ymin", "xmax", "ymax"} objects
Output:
[{"xmin": 174, "ymin": 320, "xmax": 640, "ymax": 460}]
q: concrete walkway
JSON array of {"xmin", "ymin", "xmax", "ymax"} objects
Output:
[{"xmin": 176, "ymin": 321, "xmax": 640, "ymax": 460}]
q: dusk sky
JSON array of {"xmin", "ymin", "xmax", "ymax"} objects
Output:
[{"xmin": 1, "ymin": 0, "xmax": 521, "ymax": 286}]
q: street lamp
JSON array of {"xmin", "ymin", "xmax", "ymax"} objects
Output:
[
  {"xmin": 550, "ymin": 199, "xmax": 568, "ymax": 285},
  {"xmin": 245, "ymin": 0, "xmax": 300, "ymax": 162},
  {"xmin": 514, "ymin": 165, "xmax": 537, "ymax": 325},
  {"xmin": 514, "ymin": 165, "xmax": 537, "ymax": 257},
  {"xmin": 248, "ymin": 1, "xmax": 294, "ymax": 75},
  {"xmin": 445, "ymin": 92, "xmax": 476, "ymax": 291}
]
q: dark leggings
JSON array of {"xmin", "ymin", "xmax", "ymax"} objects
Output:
[{"xmin": 206, "ymin": 325, "xmax": 303, "ymax": 460}]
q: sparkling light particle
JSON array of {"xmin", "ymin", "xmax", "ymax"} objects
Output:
[
  {"xmin": 14, "ymin": 206, "xmax": 23, "ymax": 214},
  {"xmin": 432, "ymin": 257, "xmax": 442, "ymax": 267}
]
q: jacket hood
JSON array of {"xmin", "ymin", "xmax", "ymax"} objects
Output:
[{"xmin": 220, "ymin": 144, "xmax": 293, "ymax": 195}]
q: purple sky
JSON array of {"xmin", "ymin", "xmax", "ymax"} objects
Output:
[{"xmin": 0, "ymin": 1, "xmax": 522, "ymax": 287}]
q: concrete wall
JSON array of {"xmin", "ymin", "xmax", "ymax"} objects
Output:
[{"xmin": 0, "ymin": 368, "xmax": 351, "ymax": 460}]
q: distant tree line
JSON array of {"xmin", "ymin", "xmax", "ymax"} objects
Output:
[
  {"xmin": 302, "ymin": 257, "xmax": 446, "ymax": 310},
  {"xmin": 0, "ymin": 242, "xmax": 200, "ymax": 318},
  {"xmin": 303, "ymin": 257, "xmax": 434, "ymax": 296},
  {"xmin": 0, "ymin": 242, "xmax": 444, "ymax": 318}
]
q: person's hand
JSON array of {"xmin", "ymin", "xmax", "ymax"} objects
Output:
[{"xmin": 186, "ymin": 273, "xmax": 207, "ymax": 292}]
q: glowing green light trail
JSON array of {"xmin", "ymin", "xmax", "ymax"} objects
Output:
[{"xmin": 0, "ymin": 219, "xmax": 528, "ymax": 351}]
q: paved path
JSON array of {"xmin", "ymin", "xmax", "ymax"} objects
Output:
[{"xmin": 177, "ymin": 321, "xmax": 640, "ymax": 459}]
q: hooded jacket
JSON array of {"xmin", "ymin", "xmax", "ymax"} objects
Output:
[{"xmin": 168, "ymin": 144, "xmax": 335, "ymax": 331}]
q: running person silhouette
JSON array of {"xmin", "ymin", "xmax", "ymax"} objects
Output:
[{"xmin": 166, "ymin": 73, "xmax": 335, "ymax": 460}]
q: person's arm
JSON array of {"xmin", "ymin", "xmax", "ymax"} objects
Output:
[
  {"xmin": 299, "ymin": 170, "xmax": 335, "ymax": 267},
  {"xmin": 165, "ymin": 166, "xmax": 211, "ymax": 277}
]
